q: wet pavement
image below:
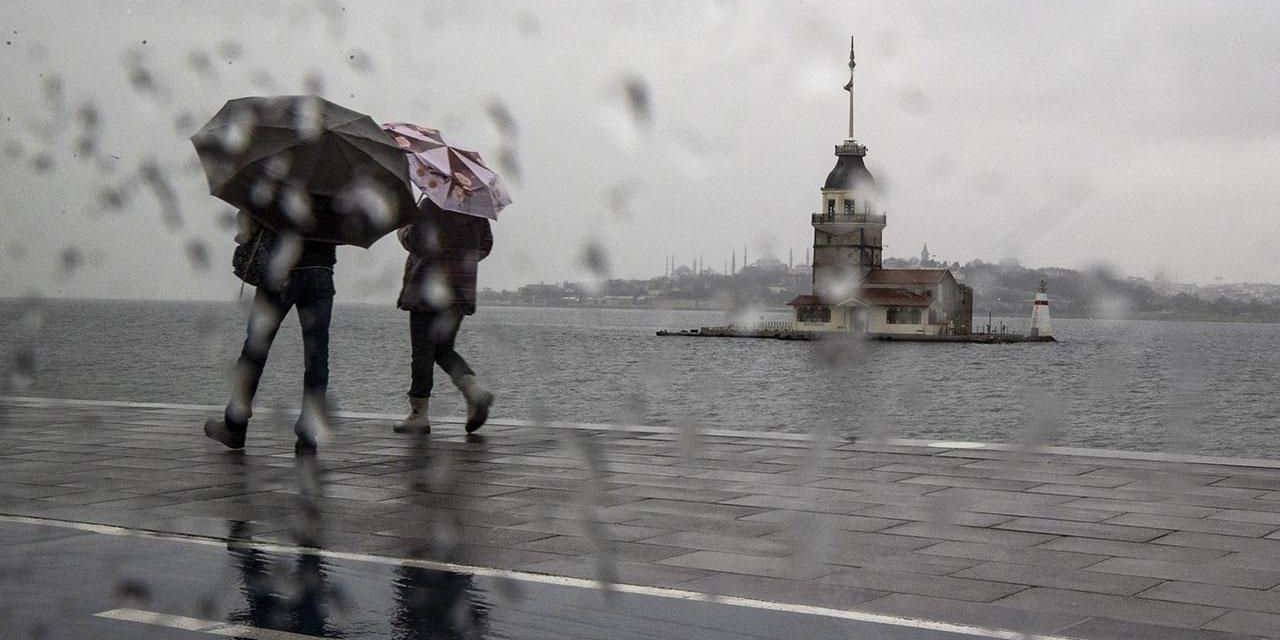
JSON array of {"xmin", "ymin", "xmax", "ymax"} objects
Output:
[{"xmin": 3, "ymin": 396, "xmax": 1280, "ymax": 639}]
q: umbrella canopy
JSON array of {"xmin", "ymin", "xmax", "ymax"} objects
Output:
[
  {"xmin": 381, "ymin": 122, "xmax": 512, "ymax": 221},
  {"xmin": 191, "ymin": 95, "xmax": 418, "ymax": 248}
]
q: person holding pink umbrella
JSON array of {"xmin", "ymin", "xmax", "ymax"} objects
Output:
[{"xmin": 384, "ymin": 122, "xmax": 511, "ymax": 434}]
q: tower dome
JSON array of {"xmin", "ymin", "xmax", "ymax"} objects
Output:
[{"xmin": 822, "ymin": 142, "xmax": 878, "ymax": 192}]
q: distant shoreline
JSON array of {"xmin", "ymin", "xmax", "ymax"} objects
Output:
[{"xmin": 2, "ymin": 297, "xmax": 1277, "ymax": 324}]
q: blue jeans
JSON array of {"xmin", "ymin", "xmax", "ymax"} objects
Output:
[
  {"xmin": 408, "ymin": 309, "xmax": 474, "ymax": 398},
  {"xmin": 228, "ymin": 268, "xmax": 335, "ymax": 427}
]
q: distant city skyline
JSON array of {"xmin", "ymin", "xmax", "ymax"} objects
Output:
[{"xmin": 3, "ymin": 2, "xmax": 1279, "ymax": 302}]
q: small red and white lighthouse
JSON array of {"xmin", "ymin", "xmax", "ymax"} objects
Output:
[{"xmin": 1029, "ymin": 280, "xmax": 1052, "ymax": 338}]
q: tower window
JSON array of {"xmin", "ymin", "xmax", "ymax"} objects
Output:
[
  {"xmin": 844, "ymin": 200, "xmax": 854, "ymax": 214},
  {"xmin": 827, "ymin": 199, "xmax": 835, "ymax": 213}
]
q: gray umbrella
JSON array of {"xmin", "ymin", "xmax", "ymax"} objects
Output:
[{"xmin": 191, "ymin": 95, "xmax": 418, "ymax": 248}]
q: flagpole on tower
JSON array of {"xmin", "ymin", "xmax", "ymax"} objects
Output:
[{"xmin": 845, "ymin": 36, "xmax": 856, "ymax": 140}]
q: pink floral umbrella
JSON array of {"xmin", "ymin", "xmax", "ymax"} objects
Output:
[{"xmin": 380, "ymin": 122, "xmax": 512, "ymax": 220}]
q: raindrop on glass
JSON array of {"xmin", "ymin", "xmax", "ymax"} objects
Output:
[
  {"xmin": 623, "ymin": 75, "xmax": 652, "ymax": 127},
  {"xmin": 485, "ymin": 100, "xmax": 518, "ymax": 139},
  {"xmin": 347, "ymin": 50, "xmax": 373, "ymax": 73},
  {"xmin": 59, "ymin": 247, "xmax": 82, "ymax": 275},
  {"xmin": 29, "ymin": 153, "xmax": 52, "ymax": 173},
  {"xmin": 185, "ymin": 239, "xmax": 210, "ymax": 271}
]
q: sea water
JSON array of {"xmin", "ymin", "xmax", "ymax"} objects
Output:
[{"xmin": 2, "ymin": 299, "xmax": 1277, "ymax": 459}]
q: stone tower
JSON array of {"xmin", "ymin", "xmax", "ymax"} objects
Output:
[{"xmin": 811, "ymin": 36, "xmax": 885, "ymax": 302}]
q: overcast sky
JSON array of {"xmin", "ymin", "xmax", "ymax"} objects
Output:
[{"xmin": 2, "ymin": 1, "xmax": 1278, "ymax": 302}]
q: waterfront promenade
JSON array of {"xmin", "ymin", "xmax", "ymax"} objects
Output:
[{"xmin": 3, "ymin": 396, "xmax": 1280, "ymax": 639}]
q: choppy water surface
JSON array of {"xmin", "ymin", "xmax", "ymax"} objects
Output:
[{"xmin": 3, "ymin": 299, "xmax": 1277, "ymax": 458}]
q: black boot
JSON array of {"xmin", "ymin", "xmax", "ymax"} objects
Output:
[{"xmin": 204, "ymin": 418, "xmax": 246, "ymax": 449}]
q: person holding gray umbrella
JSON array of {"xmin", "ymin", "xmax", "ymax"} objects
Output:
[{"xmin": 192, "ymin": 96, "xmax": 418, "ymax": 452}]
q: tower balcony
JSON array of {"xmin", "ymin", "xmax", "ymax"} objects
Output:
[
  {"xmin": 811, "ymin": 211, "xmax": 886, "ymax": 227},
  {"xmin": 836, "ymin": 140, "xmax": 867, "ymax": 156}
]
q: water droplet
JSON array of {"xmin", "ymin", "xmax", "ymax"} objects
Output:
[
  {"xmin": 185, "ymin": 240, "xmax": 210, "ymax": 272},
  {"xmin": 623, "ymin": 75, "xmax": 652, "ymax": 127},
  {"xmin": 30, "ymin": 153, "xmax": 52, "ymax": 173},
  {"xmin": 347, "ymin": 50, "xmax": 373, "ymax": 73},
  {"xmin": 8, "ymin": 346, "xmax": 36, "ymax": 392},
  {"xmin": 217, "ymin": 40, "xmax": 243, "ymax": 60},
  {"xmin": 59, "ymin": 247, "xmax": 82, "ymax": 275},
  {"xmin": 485, "ymin": 100, "xmax": 518, "ymax": 138},
  {"xmin": 187, "ymin": 50, "xmax": 214, "ymax": 78},
  {"xmin": 140, "ymin": 160, "xmax": 183, "ymax": 230},
  {"xmin": 99, "ymin": 187, "xmax": 127, "ymax": 210},
  {"xmin": 494, "ymin": 146, "xmax": 521, "ymax": 185},
  {"xmin": 897, "ymin": 87, "xmax": 932, "ymax": 117},
  {"xmin": 303, "ymin": 71, "xmax": 325, "ymax": 95},
  {"xmin": 114, "ymin": 579, "xmax": 151, "ymax": 604}
]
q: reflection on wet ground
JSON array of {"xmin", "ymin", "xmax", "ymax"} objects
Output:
[
  {"xmin": 3, "ymin": 518, "xmax": 983, "ymax": 640},
  {"xmin": 6, "ymin": 399, "xmax": 1280, "ymax": 639}
]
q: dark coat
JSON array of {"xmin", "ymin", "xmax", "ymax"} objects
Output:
[{"xmin": 397, "ymin": 203, "xmax": 493, "ymax": 315}]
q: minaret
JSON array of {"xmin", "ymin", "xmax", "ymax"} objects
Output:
[{"xmin": 811, "ymin": 36, "xmax": 885, "ymax": 302}]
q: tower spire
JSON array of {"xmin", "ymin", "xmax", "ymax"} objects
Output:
[{"xmin": 843, "ymin": 35, "xmax": 856, "ymax": 140}]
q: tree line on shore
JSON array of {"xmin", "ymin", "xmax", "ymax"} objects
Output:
[{"xmin": 480, "ymin": 257, "xmax": 1280, "ymax": 323}]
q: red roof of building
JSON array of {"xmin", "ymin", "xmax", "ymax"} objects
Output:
[
  {"xmin": 844, "ymin": 288, "xmax": 932, "ymax": 307},
  {"xmin": 786, "ymin": 294, "xmax": 825, "ymax": 306},
  {"xmin": 864, "ymin": 268, "xmax": 949, "ymax": 285}
]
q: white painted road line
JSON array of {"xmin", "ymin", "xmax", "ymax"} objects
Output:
[
  {"xmin": 7, "ymin": 394, "xmax": 1280, "ymax": 467},
  {"xmin": 7, "ymin": 514, "xmax": 1081, "ymax": 640},
  {"xmin": 96, "ymin": 608, "xmax": 322, "ymax": 639}
]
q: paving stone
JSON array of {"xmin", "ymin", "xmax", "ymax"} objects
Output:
[
  {"xmin": 509, "ymin": 516, "xmax": 670, "ymax": 542},
  {"xmin": 953, "ymin": 560, "xmax": 1163, "ymax": 595},
  {"xmin": 1210, "ymin": 509, "xmax": 1280, "ymax": 526},
  {"xmin": 518, "ymin": 555, "xmax": 718, "ymax": 588},
  {"xmin": 1024, "ymin": 483, "xmax": 1193, "ymax": 502},
  {"xmin": 677, "ymin": 572, "xmax": 888, "ymax": 609},
  {"xmin": 1104, "ymin": 513, "xmax": 1280, "ymax": 538},
  {"xmin": 1203, "ymin": 610, "xmax": 1280, "ymax": 637},
  {"xmin": 853, "ymin": 503, "xmax": 1013, "ymax": 527},
  {"xmin": 818, "ymin": 567, "xmax": 1028, "ymax": 603},
  {"xmin": 994, "ymin": 516, "xmax": 1171, "ymax": 542},
  {"xmin": 719, "ymin": 493, "xmax": 878, "ymax": 514},
  {"xmin": 518, "ymin": 535, "xmax": 691, "ymax": 564},
  {"xmin": 1156, "ymin": 531, "xmax": 1280, "ymax": 555},
  {"xmin": 851, "ymin": 550, "xmax": 984, "ymax": 576},
  {"xmin": 879, "ymin": 521, "xmax": 1059, "ymax": 547},
  {"xmin": 993, "ymin": 586, "xmax": 1228, "ymax": 629},
  {"xmin": 1061, "ymin": 497, "xmax": 1220, "ymax": 519},
  {"xmin": 600, "ymin": 497, "xmax": 766, "ymax": 521},
  {"xmin": 897, "ymin": 474, "xmax": 1044, "ymax": 492},
  {"xmin": 913, "ymin": 486, "xmax": 1080, "ymax": 507},
  {"xmin": 1086, "ymin": 557, "xmax": 1280, "ymax": 589},
  {"xmin": 916, "ymin": 540, "xmax": 1106, "ymax": 569},
  {"xmin": 658, "ymin": 550, "xmax": 836, "ymax": 581},
  {"xmin": 737, "ymin": 510, "xmax": 902, "ymax": 532},
  {"xmin": 1213, "ymin": 476, "xmax": 1280, "ymax": 492},
  {"xmin": 1206, "ymin": 552, "xmax": 1280, "ymax": 574},
  {"xmin": 1056, "ymin": 616, "xmax": 1262, "ymax": 640},
  {"xmin": 855, "ymin": 592, "xmax": 1087, "ymax": 637},
  {"xmin": 606, "ymin": 484, "xmax": 749, "ymax": 504},
  {"xmin": 1140, "ymin": 581, "xmax": 1280, "ymax": 615},
  {"xmin": 635, "ymin": 530, "xmax": 793, "ymax": 556},
  {"xmin": 1037, "ymin": 535, "xmax": 1230, "ymax": 563}
]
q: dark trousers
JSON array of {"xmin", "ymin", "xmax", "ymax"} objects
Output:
[
  {"xmin": 229, "ymin": 269, "xmax": 334, "ymax": 426},
  {"xmin": 408, "ymin": 308, "xmax": 473, "ymax": 398}
]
